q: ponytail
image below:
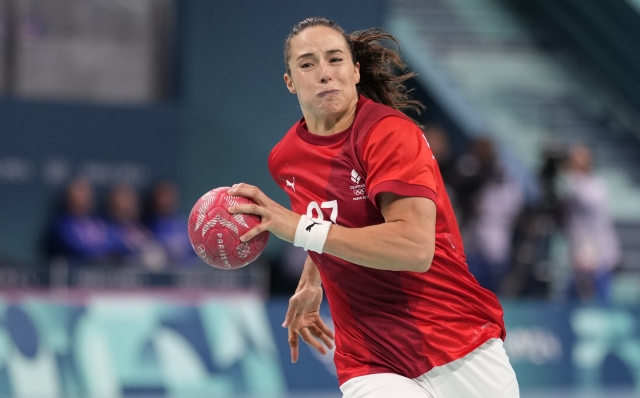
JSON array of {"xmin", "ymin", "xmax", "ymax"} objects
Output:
[{"xmin": 350, "ymin": 28, "xmax": 423, "ymax": 115}]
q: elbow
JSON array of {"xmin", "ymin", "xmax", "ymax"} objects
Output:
[{"xmin": 411, "ymin": 246, "xmax": 434, "ymax": 273}]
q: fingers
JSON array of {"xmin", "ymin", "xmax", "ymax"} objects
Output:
[
  {"xmin": 288, "ymin": 327, "xmax": 332, "ymax": 363},
  {"xmin": 316, "ymin": 318, "xmax": 335, "ymax": 341},
  {"xmin": 227, "ymin": 202, "xmax": 269, "ymax": 242},
  {"xmin": 288, "ymin": 328, "xmax": 299, "ymax": 363},
  {"xmin": 228, "ymin": 183, "xmax": 268, "ymax": 205},
  {"xmin": 239, "ymin": 225, "xmax": 268, "ymax": 242},
  {"xmin": 299, "ymin": 327, "xmax": 327, "ymax": 356},
  {"xmin": 229, "ymin": 209, "xmax": 267, "ymax": 243},
  {"xmin": 228, "ymin": 203, "xmax": 262, "ymax": 216},
  {"xmin": 227, "ymin": 183, "xmax": 299, "ymax": 243},
  {"xmin": 308, "ymin": 324, "xmax": 334, "ymax": 350}
]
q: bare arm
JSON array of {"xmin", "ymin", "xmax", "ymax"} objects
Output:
[
  {"xmin": 295, "ymin": 254, "xmax": 323, "ymax": 289},
  {"xmin": 323, "ymin": 193, "xmax": 436, "ymax": 272},
  {"xmin": 227, "ymin": 185, "xmax": 436, "ymax": 273}
]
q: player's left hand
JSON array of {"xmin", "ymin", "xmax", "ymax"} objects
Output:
[
  {"xmin": 227, "ymin": 183, "xmax": 300, "ymax": 243},
  {"xmin": 283, "ymin": 284, "xmax": 334, "ymax": 363}
]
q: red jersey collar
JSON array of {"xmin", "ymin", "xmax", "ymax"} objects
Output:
[{"xmin": 295, "ymin": 95, "xmax": 370, "ymax": 146}]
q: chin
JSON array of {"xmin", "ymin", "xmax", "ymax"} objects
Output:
[{"xmin": 317, "ymin": 97, "xmax": 346, "ymax": 115}]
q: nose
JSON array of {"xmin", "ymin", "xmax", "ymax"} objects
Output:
[{"xmin": 319, "ymin": 60, "xmax": 331, "ymax": 83}]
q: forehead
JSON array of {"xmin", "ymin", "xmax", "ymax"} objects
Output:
[{"xmin": 289, "ymin": 26, "xmax": 349, "ymax": 56}]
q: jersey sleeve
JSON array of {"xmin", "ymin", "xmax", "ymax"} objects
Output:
[{"xmin": 362, "ymin": 116, "xmax": 438, "ymax": 209}]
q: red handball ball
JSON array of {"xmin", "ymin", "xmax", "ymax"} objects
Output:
[{"xmin": 187, "ymin": 187, "xmax": 269, "ymax": 270}]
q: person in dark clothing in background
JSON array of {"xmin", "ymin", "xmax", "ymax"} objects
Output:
[
  {"xmin": 46, "ymin": 178, "xmax": 113, "ymax": 266},
  {"xmin": 144, "ymin": 180, "xmax": 197, "ymax": 267},
  {"xmin": 103, "ymin": 183, "xmax": 166, "ymax": 270}
]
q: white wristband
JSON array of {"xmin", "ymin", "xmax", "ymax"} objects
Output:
[{"xmin": 293, "ymin": 215, "xmax": 331, "ymax": 254}]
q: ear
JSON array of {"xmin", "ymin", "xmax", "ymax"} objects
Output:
[
  {"xmin": 284, "ymin": 73, "xmax": 296, "ymax": 94},
  {"xmin": 354, "ymin": 62, "xmax": 361, "ymax": 84}
]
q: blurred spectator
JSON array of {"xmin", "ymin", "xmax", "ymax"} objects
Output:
[
  {"xmin": 103, "ymin": 183, "xmax": 167, "ymax": 270},
  {"xmin": 463, "ymin": 138, "xmax": 524, "ymax": 293},
  {"xmin": 449, "ymin": 137, "xmax": 500, "ymax": 231},
  {"xmin": 561, "ymin": 144, "xmax": 620, "ymax": 303},
  {"xmin": 144, "ymin": 180, "xmax": 197, "ymax": 266},
  {"xmin": 423, "ymin": 124, "xmax": 455, "ymax": 185},
  {"xmin": 502, "ymin": 140, "xmax": 566, "ymax": 298},
  {"xmin": 423, "ymin": 124, "xmax": 462, "ymax": 214},
  {"xmin": 45, "ymin": 178, "xmax": 113, "ymax": 266}
]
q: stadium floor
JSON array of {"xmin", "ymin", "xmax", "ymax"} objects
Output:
[
  {"xmin": 519, "ymin": 389, "xmax": 638, "ymax": 398},
  {"xmin": 284, "ymin": 389, "xmax": 639, "ymax": 398},
  {"xmin": 125, "ymin": 388, "xmax": 638, "ymax": 397}
]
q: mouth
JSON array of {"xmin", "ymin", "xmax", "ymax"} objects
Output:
[{"xmin": 318, "ymin": 90, "xmax": 339, "ymax": 97}]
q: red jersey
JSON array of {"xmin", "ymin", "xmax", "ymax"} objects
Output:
[{"xmin": 268, "ymin": 96, "xmax": 505, "ymax": 385}]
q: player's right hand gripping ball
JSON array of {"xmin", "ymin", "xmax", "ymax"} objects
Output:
[{"xmin": 188, "ymin": 187, "xmax": 269, "ymax": 270}]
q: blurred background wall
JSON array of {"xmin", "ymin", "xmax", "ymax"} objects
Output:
[
  {"xmin": 0, "ymin": 0, "xmax": 385, "ymax": 265},
  {"xmin": 0, "ymin": 0, "xmax": 640, "ymax": 397}
]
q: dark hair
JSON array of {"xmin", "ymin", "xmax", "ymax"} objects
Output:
[{"xmin": 284, "ymin": 17, "xmax": 424, "ymax": 115}]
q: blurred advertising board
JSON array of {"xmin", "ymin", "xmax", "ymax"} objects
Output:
[
  {"xmin": 0, "ymin": 293, "xmax": 637, "ymax": 397},
  {"xmin": 503, "ymin": 301, "xmax": 640, "ymax": 393},
  {"xmin": 0, "ymin": 291, "xmax": 288, "ymax": 398},
  {"xmin": 12, "ymin": 0, "xmax": 173, "ymax": 103}
]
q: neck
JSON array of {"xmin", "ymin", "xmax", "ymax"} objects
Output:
[{"xmin": 302, "ymin": 100, "xmax": 358, "ymax": 136}]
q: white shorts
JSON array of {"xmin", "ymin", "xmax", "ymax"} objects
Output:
[{"xmin": 339, "ymin": 338, "xmax": 519, "ymax": 398}]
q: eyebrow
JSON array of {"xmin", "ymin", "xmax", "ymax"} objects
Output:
[{"xmin": 296, "ymin": 49, "xmax": 345, "ymax": 61}]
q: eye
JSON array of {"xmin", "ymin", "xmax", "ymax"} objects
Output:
[
  {"xmin": 330, "ymin": 57, "xmax": 343, "ymax": 63},
  {"xmin": 301, "ymin": 62, "xmax": 313, "ymax": 68}
]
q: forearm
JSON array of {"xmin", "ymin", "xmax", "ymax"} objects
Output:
[
  {"xmin": 225, "ymin": 185, "xmax": 435, "ymax": 273},
  {"xmin": 296, "ymin": 255, "xmax": 322, "ymax": 291},
  {"xmin": 323, "ymin": 220, "xmax": 434, "ymax": 272}
]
